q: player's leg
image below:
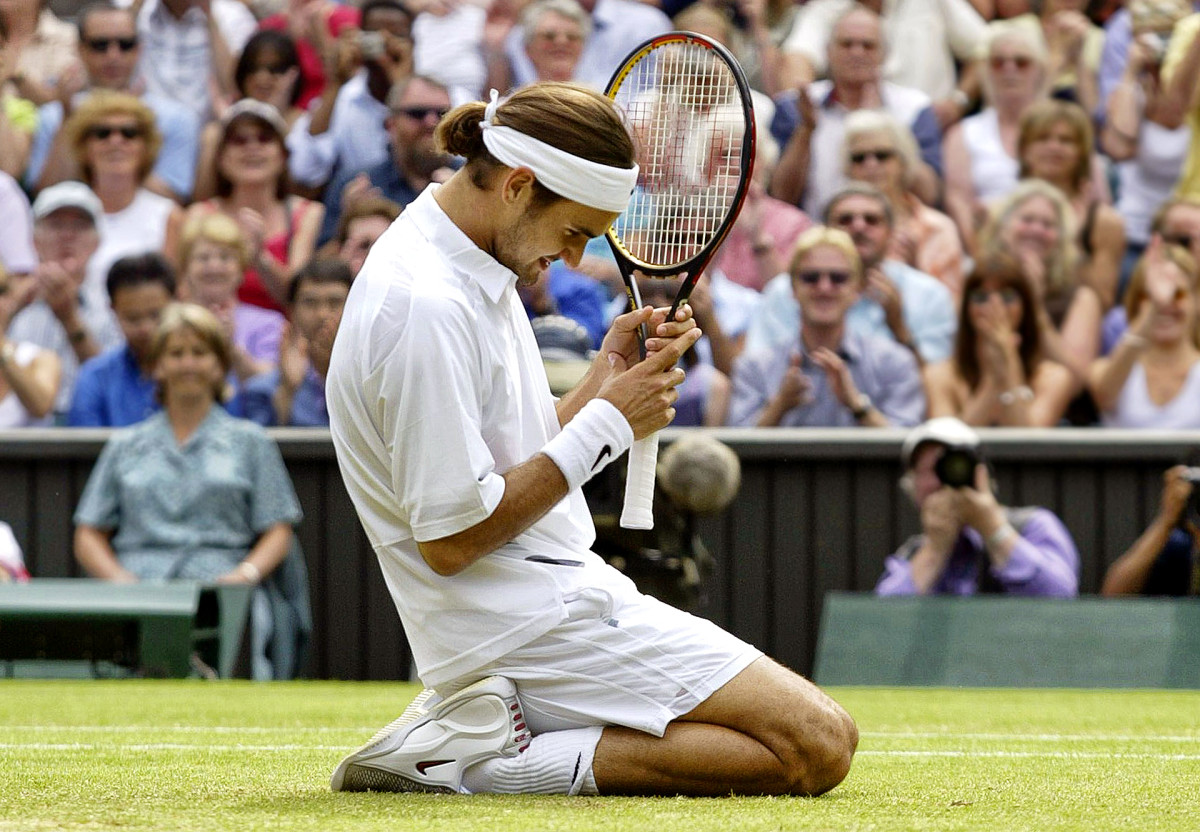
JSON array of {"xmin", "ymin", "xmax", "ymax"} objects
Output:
[{"xmin": 591, "ymin": 655, "xmax": 857, "ymax": 796}]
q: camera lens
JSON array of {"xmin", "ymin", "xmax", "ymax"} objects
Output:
[{"xmin": 935, "ymin": 448, "xmax": 978, "ymax": 489}]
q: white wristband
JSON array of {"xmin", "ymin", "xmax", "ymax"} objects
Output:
[
  {"xmin": 235, "ymin": 561, "xmax": 262, "ymax": 584},
  {"xmin": 542, "ymin": 398, "xmax": 634, "ymax": 492},
  {"xmin": 986, "ymin": 524, "xmax": 1017, "ymax": 549}
]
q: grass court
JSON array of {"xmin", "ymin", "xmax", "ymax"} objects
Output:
[{"xmin": 3, "ymin": 680, "xmax": 1198, "ymax": 831}]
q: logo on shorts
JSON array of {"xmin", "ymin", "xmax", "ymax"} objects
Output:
[
  {"xmin": 415, "ymin": 760, "xmax": 454, "ymax": 775},
  {"xmin": 592, "ymin": 444, "xmax": 612, "ymax": 470}
]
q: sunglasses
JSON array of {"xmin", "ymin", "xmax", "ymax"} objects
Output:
[
  {"xmin": 797, "ymin": 270, "xmax": 852, "ymax": 287},
  {"xmin": 968, "ymin": 287, "xmax": 1021, "ymax": 305},
  {"xmin": 990, "ymin": 54, "xmax": 1033, "ymax": 71},
  {"xmin": 832, "ymin": 211, "xmax": 885, "ymax": 227},
  {"xmin": 85, "ymin": 37, "xmax": 138, "ymax": 53},
  {"xmin": 849, "ymin": 149, "xmax": 896, "ymax": 165},
  {"xmin": 1164, "ymin": 233, "xmax": 1197, "ymax": 249},
  {"xmin": 86, "ymin": 124, "xmax": 142, "ymax": 141},
  {"xmin": 394, "ymin": 106, "xmax": 448, "ymax": 121}
]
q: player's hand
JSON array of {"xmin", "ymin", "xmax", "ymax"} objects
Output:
[{"xmin": 599, "ymin": 325, "xmax": 701, "ymax": 439}]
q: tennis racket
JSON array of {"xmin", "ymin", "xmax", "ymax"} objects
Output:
[{"xmin": 603, "ymin": 32, "xmax": 756, "ymax": 529}]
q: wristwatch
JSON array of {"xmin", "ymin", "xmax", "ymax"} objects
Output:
[{"xmin": 850, "ymin": 393, "xmax": 872, "ymax": 420}]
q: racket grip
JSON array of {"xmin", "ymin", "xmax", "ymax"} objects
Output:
[{"xmin": 620, "ymin": 433, "xmax": 660, "ymax": 530}]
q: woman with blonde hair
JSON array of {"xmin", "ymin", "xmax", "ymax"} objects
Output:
[
  {"xmin": 1088, "ymin": 239, "xmax": 1200, "ymax": 428},
  {"xmin": 63, "ymin": 92, "xmax": 182, "ymax": 297},
  {"xmin": 843, "ymin": 109, "xmax": 965, "ymax": 296},
  {"xmin": 980, "ymin": 178, "xmax": 1102, "ymax": 381}
]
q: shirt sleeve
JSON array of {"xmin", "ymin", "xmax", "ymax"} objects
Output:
[
  {"xmin": 990, "ymin": 509, "xmax": 1080, "ymax": 597},
  {"xmin": 73, "ymin": 435, "xmax": 126, "ymax": 529},
  {"xmin": 940, "ymin": 0, "xmax": 988, "ymax": 61},
  {"xmin": 780, "ymin": 0, "xmax": 842, "ymax": 76},
  {"xmin": 909, "ymin": 106, "xmax": 944, "ymax": 176},
  {"xmin": 903, "ymin": 272, "xmax": 957, "ymax": 364},
  {"xmin": 286, "ymin": 111, "xmax": 337, "ymax": 188},
  {"xmin": 728, "ymin": 349, "xmax": 776, "ymax": 427},
  {"xmin": 875, "ymin": 554, "xmax": 919, "ymax": 595},
  {"xmin": 871, "ymin": 344, "xmax": 926, "ymax": 427},
  {"xmin": 0, "ymin": 173, "xmax": 36, "ymax": 275},
  {"xmin": 152, "ymin": 105, "xmax": 200, "ymax": 200},
  {"xmin": 66, "ymin": 362, "xmax": 105, "ymax": 427}
]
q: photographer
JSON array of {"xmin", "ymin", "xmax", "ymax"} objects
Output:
[
  {"xmin": 876, "ymin": 417, "xmax": 1079, "ymax": 597},
  {"xmin": 1101, "ymin": 465, "xmax": 1200, "ymax": 596}
]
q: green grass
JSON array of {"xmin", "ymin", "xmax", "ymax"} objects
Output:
[{"xmin": 3, "ymin": 681, "xmax": 1199, "ymax": 831}]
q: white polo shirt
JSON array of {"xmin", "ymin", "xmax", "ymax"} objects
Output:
[{"xmin": 327, "ymin": 185, "xmax": 638, "ymax": 687}]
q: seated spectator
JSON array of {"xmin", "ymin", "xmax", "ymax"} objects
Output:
[
  {"xmin": 1159, "ymin": 6, "xmax": 1200, "ymax": 201},
  {"xmin": 0, "ymin": 13, "xmax": 37, "ymax": 180},
  {"xmin": 27, "ymin": 2, "xmax": 200, "ymax": 201},
  {"xmin": 73, "ymin": 302, "xmax": 303, "ymax": 680},
  {"xmin": 176, "ymin": 212, "xmax": 284, "ymax": 384},
  {"xmin": 979, "ymin": 179, "xmax": 1102, "ymax": 382},
  {"xmin": 519, "ymin": 261, "xmax": 607, "ymax": 350},
  {"xmin": 671, "ymin": 0, "xmax": 794, "ymax": 99},
  {"xmin": 258, "ymin": 0, "xmax": 360, "ymax": 111},
  {"xmin": 318, "ymin": 74, "xmax": 452, "ymax": 244},
  {"xmin": 943, "ymin": 20, "xmax": 1049, "ymax": 255},
  {"xmin": 62, "ymin": 92, "xmax": 182, "ymax": 299},
  {"xmin": 876, "ymin": 416, "xmax": 1080, "ymax": 597},
  {"xmin": 0, "ymin": 259, "xmax": 59, "ymax": 425},
  {"xmin": 486, "ymin": 0, "xmax": 590, "ymax": 94},
  {"xmin": 729, "ymin": 226, "xmax": 925, "ymax": 427},
  {"xmin": 1001, "ymin": 0, "xmax": 1104, "ymax": 112},
  {"xmin": 1101, "ymin": 463, "xmax": 1200, "ymax": 596},
  {"xmin": 0, "ymin": 519, "xmax": 28, "ymax": 581},
  {"xmin": 241, "ymin": 258, "xmax": 350, "ymax": 427},
  {"xmin": 328, "ymin": 195, "xmax": 400, "ymax": 277},
  {"xmin": 68, "ymin": 253, "xmax": 174, "ymax": 427},
  {"xmin": 7, "ymin": 181, "xmax": 121, "ymax": 418},
  {"xmin": 171, "ymin": 99, "xmax": 324, "ymax": 313},
  {"xmin": 193, "ymin": 30, "xmax": 306, "ymax": 202},
  {"xmin": 843, "ymin": 110, "xmax": 965, "ymax": 297},
  {"xmin": 0, "ymin": 170, "xmax": 36, "ymax": 277},
  {"xmin": 924, "ymin": 253, "xmax": 1074, "ymax": 426},
  {"xmin": 0, "ymin": 0, "xmax": 81, "ymax": 106},
  {"xmin": 1088, "ymin": 239, "xmax": 1200, "ymax": 428},
  {"xmin": 1018, "ymin": 99, "xmax": 1124, "ymax": 308}
]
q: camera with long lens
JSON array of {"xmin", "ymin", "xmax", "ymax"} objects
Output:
[{"xmin": 934, "ymin": 445, "xmax": 980, "ymax": 489}]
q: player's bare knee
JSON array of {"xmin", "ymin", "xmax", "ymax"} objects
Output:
[{"xmin": 780, "ymin": 706, "xmax": 858, "ymax": 796}]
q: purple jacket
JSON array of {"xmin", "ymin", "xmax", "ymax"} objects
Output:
[{"xmin": 876, "ymin": 507, "xmax": 1079, "ymax": 598}]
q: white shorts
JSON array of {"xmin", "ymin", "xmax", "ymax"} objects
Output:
[{"xmin": 440, "ymin": 588, "xmax": 763, "ymax": 737}]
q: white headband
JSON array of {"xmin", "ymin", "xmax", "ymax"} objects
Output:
[{"xmin": 478, "ymin": 89, "xmax": 639, "ymax": 213}]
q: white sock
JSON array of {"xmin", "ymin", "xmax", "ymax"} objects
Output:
[{"xmin": 461, "ymin": 726, "xmax": 603, "ymax": 795}]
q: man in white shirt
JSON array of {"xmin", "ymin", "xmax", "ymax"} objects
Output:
[{"xmin": 326, "ymin": 82, "xmax": 856, "ymax": 798}]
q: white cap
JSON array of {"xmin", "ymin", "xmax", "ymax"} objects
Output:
[
  {"xmin": 221, "ymin": 98, "xmax": 289, "ymax": 139},
  {"xmin": 900, "ymin": 417, "xmax": 980, "ymax": 469},
  {"xmin": 31, "ymin": 181, "xmax": 102, "ymax": 225}
]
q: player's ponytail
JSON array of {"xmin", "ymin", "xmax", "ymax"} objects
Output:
[{"xmin": 435, "ymin": 102, "xmax": 489, "ymax": 161}]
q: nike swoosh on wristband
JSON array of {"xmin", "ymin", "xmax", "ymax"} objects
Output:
[
  {"xmin": 415, "ymin": 760, "xmax": 455, "ymax": 775},
  {"xmin": 592, "ymin": 444, "xmax": 612, "ymax": 470}
]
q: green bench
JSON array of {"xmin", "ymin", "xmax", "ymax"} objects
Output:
[
  {"xmin": 0, "ymin": 580, "xmax": 253, "ymax": 678},
  {"xmin": 814, "ymin": 591, "xmax": 1200, "ymax": 688}
]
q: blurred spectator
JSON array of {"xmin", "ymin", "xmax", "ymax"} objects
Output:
[
  {"xmin": 770, "ymin": 4, "xmax": 942, "ymax": 217},
  {"xmin": 61, "ymin": 92, "xmax": 182, "ymax": 300},
  {"xmin": 997, "ymin": 0, "xmax": 1102, "ymax": 112},
  {"xmin": 924, "ymin": 253, "xmax": 1073, "ymax": 426},
  {"xmin": 670, "ymin": 0, "xmax": 794, "ymax": 98},
  {"xmin": 715, "ymin": 136, "xmax": 813, "ymax": 293},
  {"xmin": 979, "ymin": 179, "xmax": 1102, "ymax": 381},
  {"xmin": 943, "ymin": 20, "xmax": 1048, "ymax": 256},
  {"xmin": 1102, "ymin": 7, "xmax": 1191, "ymax": 298},
  {"xmin": 193, "ymin": 30, "xmax": 305, "ymax": 202},
  {"xmin": 502, "ymin": 0, "xmax": 671, "ymax": 91},
  {"xmin": 0, "ymin": 258, "xmax": 59, "ymax": 425},
  {"xmin": 411, "ymin": 0, "xmax": 487, "ymax": 99},
  {"xmin": 288, "ymin": 0, "xmax": 416, "ymax": 193},
  {"xmin": 242, "ymin": 257, "xmax": 351, "ymax": 427},
  {"xmin": 133, "ymin": 0, "xmax": 257, "ymax": 122},
  {"xmin": 1089, "ymin": 239, "xmax": 1200, "ymax": 428},
  {"xmin": 670, "ymin": 3, "xmax": 779, "ymax": 120},
  {"xmin": 519, "ymin": 261, "xmax": 607, "ymax": 350},
  {"xmin": 0, "ymin": 520, "xmax": 28, "ymax": 581},
  {"xmin": 876, "ymin": 417, "xmax": 1079, "ymax": 596},
  {"xmin": 1096, "ymin": 0, "xmax": 1195, "ymax": 126},
  {"xmin": 1160, "ymin": 9, "xmax": 1200, "ymax": 201},
  {"xmin": 176, "ymin": 212, "xmax": 283, "ymax": 383},
  {"xmin": 26, "ymin": 2, "xmax": 200, "ymax": 201},
  {"xmin": 73, "ymin": 302, "xmax": 303, "ymax": 680},
  {"xmin": 486, "ymin": 0, "xmax": 590, "ymax": 93},
  {"xmin": 729, "ymin": 225, "xmax": 925, "ymax": 427},
  {"xmin": 1102, "ymin": 463, "xmax": 1200, "ymax": 596},
  {"xmin": 0, "ymin": 170, "xmax": 36, "ymax": 277},
  {"xmin": 68, "ymin": 252, "xmax": 174, "ymax": 427},
  {"xmin": 0, "ymin": 12, "xmax": 37, "ymax": 179},
  {"xmin": 0, "ymin": 0, "xmax": 80, "ymax": 106},
  {"xmin": 843, "ymin": 110, "xmax": 965, "ymax": 297},
  {"xmin": 779, "ymin": 0, "xmax": 987, "ymax": 114},
  {"xmin": 173, "ymin": 99, "xmax": 323, "ymax": 313},
  {"xmin": 258, "ymin": 0, "xmax": 359, "ymax": 110},
  {"xmin": 328, "ymin": 195, "xmax": 400, "ymax": 277},
  {"xmin": 1018, "ymin": 99, "xmax": 1124, "ymax": 309},
  {"xmin": 7, "ymin": 181, "xmax": 121, "ymax": 418},
  {"xmin": 318, "ymin": 74, "xmax": 451, "ymax": 244},
  {"xmin": 747, "ymin": 185, "xmax": 957, "ymax": 365}
]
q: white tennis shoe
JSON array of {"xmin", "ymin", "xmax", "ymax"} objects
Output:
[{"xmin": 330, "ymin": 676, "xmax": 529, "ymax": 793}]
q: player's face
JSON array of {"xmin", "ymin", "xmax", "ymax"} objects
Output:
[{"xmin": 497, "ymin": 196, "xmax": 618, "ymax": 287}]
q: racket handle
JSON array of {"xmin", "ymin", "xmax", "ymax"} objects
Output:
[{"xmin": 620, "ymin": 433, "xmax": 660, "ymax": 530}]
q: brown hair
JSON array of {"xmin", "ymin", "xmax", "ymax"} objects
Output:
[
  {"xmin": 435, "ymin": 82, "xmax": 635, "ymax": 208},
  {"xmin": 148, "ymin": 303, "xmax": 234, "ymax": 403},
  {"xmin": 1017, "ymin": 99, "xmax": 1093, "ymax": 195},
  {"xmin": 1125, "ymin": 245, "xmax": 1200, "ymax": 349},
  {"xmin": 979, "ymin": 179, "xmax": 1077, "ymax": 299},
  {"xmin": 64, "ymin": 91, "xmax": 162, "ymax": 185},
  {"xmin": 953, "ymin": 253, "xmax": 1044, "ymax": 391},
  {"xmin": 334, "ymin": 196, "xmax": 402, "ymax": 246}
]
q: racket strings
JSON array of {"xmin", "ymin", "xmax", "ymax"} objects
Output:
[{"xmin": 611, "ymin": 41, "xmax": 747, "ymax": 270}]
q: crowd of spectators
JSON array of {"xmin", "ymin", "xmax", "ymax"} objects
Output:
[{"xmin": 3, "ymin": 0, "xmax": 1200, "ymax": 609}]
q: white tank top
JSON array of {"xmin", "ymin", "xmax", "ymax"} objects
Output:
[
  {"xmin": 1116, "ymin": 120, "xmax": 1191, "ymax": 245},
  {"xmin": 962, "ymin": 109, "xmax": 1018, "ymax": 206},
  {"xmin": 1102, "ymin": 360, "xmax": 1200, "ymax": 429},
  {"xmin": 0, "ymin": 342, "xmax": 51, "ymax": 427}
]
